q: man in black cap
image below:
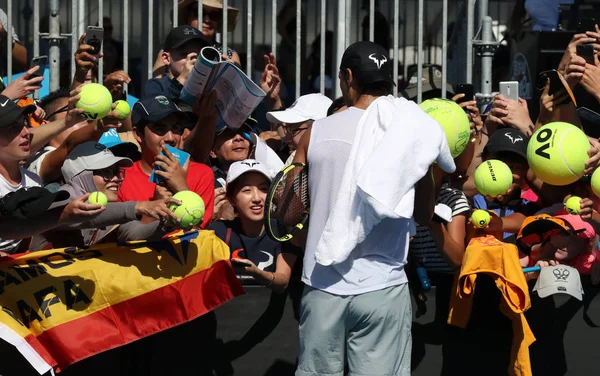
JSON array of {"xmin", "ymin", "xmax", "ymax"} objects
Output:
[
  {"xmin": 118, "ymin": 95, "xmax": 215, "ymax": 229},
  {"xmin": 292, "ymin": 41, "xmax": 439, "ymax": 376},
  {"xmin": 144, "ymin": 25, "xmax": 209, "ymax": 100}
]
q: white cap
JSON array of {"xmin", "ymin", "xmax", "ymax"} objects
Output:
[
  {"xmin": 266, "ymin": 93, "xmax": 333, "ymax": 124},
  {"xmin": 226, "ymin": 159, "xmax": 272, "ymax": 189},
  {"xmin": 533, "ymin": 265, "xmax": 583, "ymax": 301},
  {"xmin": 61, "ymin": 141, "xmax": 133, "ymax": 182}
]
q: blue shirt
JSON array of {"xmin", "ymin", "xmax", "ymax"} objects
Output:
[
  {"xmin": 525, "ymin": 0, "xmax": 574, "ymax": 31},
  {"xmin": 143, "ymin": 75, "xmax": 183, "ymax": 100}
]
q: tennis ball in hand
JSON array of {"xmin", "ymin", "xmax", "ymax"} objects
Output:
[
  {"xmin": 527, "ymin": 122, "xmax": 590, "ymax": 186},
  {"xmin": 113, "ymin": 100, "xmax": 131, "ymax": 120},
  {"xmin": 75, "ymin": 83, "xmax": 113, "ymax": 121},
  {"xmin": 473, "ymin": 159, "xmax": 513, "ymax": 197},
  {"xmin": 591, "ymin": 168, "xmax": 600, "ymax": 198},
  {"xmin": 419, "ymin": 98, "xmax": 471, "ymax": 158},
  {"xmin": 471, "ymin": 210, "xmax": 491, "ymax": 228},
  {"xmin": 169, "ymin": 190, "xmax": 206, "ymax": 228},
  {"xmin": 88, "ymin": 191, "xmax": 108, "ymax": 207},
  {"xmin": 565, "ymin": 196, "xmax": 582, "ymax": 215}
]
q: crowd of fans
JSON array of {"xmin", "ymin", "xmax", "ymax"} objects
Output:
[{"xmin": 2, "ymin": 0, "xmax": 600, "ymax": 375}]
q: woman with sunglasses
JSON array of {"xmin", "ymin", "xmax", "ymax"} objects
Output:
[{"xmin": 30, "ymin": 142, "xmax": 182, "ymax": 251}]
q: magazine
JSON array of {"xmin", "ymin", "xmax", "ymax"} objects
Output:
[{"xmin": 180, "ymin": 47, "xmax": 266, "ymax": 130}]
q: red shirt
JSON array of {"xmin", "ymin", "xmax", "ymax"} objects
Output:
[{"xmin": 118, "ymin": 161, "xmax": 215, "ymax": 228}]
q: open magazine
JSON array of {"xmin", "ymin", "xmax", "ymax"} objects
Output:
[{"xmin": 180, "ymin": 47, "xmax": 266, "ymax": 130}]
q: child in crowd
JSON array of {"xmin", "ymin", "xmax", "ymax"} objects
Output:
[
  {"xmin": 144, "ymin": 25, "xmax": 209, "ymax": 100},
  {"xmin": 208, "ymin": 159, "xmax": 300, "ymax": 292}
]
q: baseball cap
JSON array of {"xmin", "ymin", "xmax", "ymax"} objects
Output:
[
  {"xmin": 340, "ymin": 41, "xmax": 394, "ymax": 85},
  {"xmin": 556, "ymin": 214, "xmax": 596, "ymax": 242},
  {"xmin": 0, "ymin": 95, "xmax": 36, "ymax": 128},
  {"xmin": 400, "ymin": 65, "xmax": 454, "ymax": 100},
  {"xmin": 226, "ymin": 159, "xmax": 272, "ymax": 189},
  {"xmin": 516, "ymin": 214, "xmax": 590, "ymax": 254},
  {"xmin": 484, "ymin": 128, "xmax": 528, "ymax": 159},
  {"xmin": 0, "ymin": 187, "xmax": 70, "ymax": 219},
  {"xmin": 163, "ymin": 25, "xmax": 209, "ymax": 52},
  {"xmin": 131, "ymin": 96, "xmax": 190, "ymax": 128},
  {"xmin": 533, "ymin": 265, "xmax": 583, "ymax": 301},
  {"xmin": 61, "ymin": 142, "xmax": 133, "ymax": 182},
  {"xmin": 266, "ymin": 94, "xmax": 333, "ymax": 124},
  {"xmin": 98, "ymin": 129, "xmax": 141, "ymax": 161}
]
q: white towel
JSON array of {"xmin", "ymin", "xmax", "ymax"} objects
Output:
[
  {"xmin": 251, "ymin": 133, "xmax": 284, "ymax": 179},
  {"xmin": 314, "ymin": 95, "xmax": 455, "ymax": 266}
]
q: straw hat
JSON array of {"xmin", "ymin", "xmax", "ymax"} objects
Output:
[{"xmin": 176, "ymin": 0, "xmax": 239, "ymax": 32}]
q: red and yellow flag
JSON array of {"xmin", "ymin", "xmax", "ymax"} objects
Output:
[{"xmin": 0, "ymin": 230, "xmax": 243, "ymax": 373}]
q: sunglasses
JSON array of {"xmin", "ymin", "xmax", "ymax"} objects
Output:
[
  {"xmin": 45, "ymin": 104, "xmax": 69, "ymax": 121},
  {"xmin": 284, "ymin": 126, "xmax": 309, "ymax": 136},
  {"xmin": 94, "ymin": 167, "xmax": 126, "ymax": 182}
]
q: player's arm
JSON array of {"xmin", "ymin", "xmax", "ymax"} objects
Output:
[
  {"xmin": 292, "ymin": 127, "xmax": 311, "ymax": 165},
  {"xmin": 413, "ymin": 165, "xmax": 436, "ymax": 226},
  {"xmin": 428, "ymin": 213, "xmax": 467, "ymax": 269}
]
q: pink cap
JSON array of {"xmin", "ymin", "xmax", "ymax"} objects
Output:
[{"xmin": 555, "ymin": 214, "xmax": 596, "ymax": 240}]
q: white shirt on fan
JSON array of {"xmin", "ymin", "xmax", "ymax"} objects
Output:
[{"xmin": 0, "ymin": 168, "xmax": 42, "ymax": 253}]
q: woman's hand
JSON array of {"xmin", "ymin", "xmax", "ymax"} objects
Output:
[{"xmin": 134, "ymin": 197, "xmax": 181, "ymax": 223}]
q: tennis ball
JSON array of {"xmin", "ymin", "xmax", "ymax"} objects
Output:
[
  {"xmin": 473, "ymin": 159, "xmax": 513, "ymax": 197},
  {"xmin": 471, "ymin": 210, "xmax": 491, "ymax": 228},
  {"xmin": 75, "ymin": 83, "xmax": 113, "ymax": 121},
  {"xmin": 169, "ymin": 190, "xmax": 205, "ymax": 228},
  {"xmin": 88, "ymin": 191, "xmax": 108, "ymax": 207},
  {"xmin": 592, "ymin": 168, "xmax": 600, "ymax": 197},
  {"xmin": 419, "ymin": 98, "xmax": 471, "ymax": 158},
  {"xmin": 527, "ymin": 122, "xmax": 590, "ymax": 186},
  {"xmin": 113, "ymin": 100, "xmax": 131, "ymax": 120},
  {"xmin": 565, "ymin": 196, "xmax": 582, "ymax": 215}
]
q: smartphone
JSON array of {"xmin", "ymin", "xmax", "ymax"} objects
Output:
[
  {"xmin": 538, "ymin": 69, "xmax": 576, "ymax": 106},
  {"xmin": 577, "ymin": 107, "xmax": 600, "ymax": 125},
  {"xmin": 30, "ymin": 55, "xmax": 48, "ymax": 77},
  {"xmin": 577, "ymin": 18, "xmax": 596, "ymax": 34},
  {"xmin": 231, "ymin": 258, "xmax": 249, "ymax": 266},
  {"xmin": 84, "ymin": 26, "xmax": 104, "ymax": 57},
  {"xmin": 576, "ymin": 44, "xmax": 595, "ymax": 65},
  {"xmin": 499, "ymin": 81, "xmax": 519, "ymax": 102},
  {"xmin": 149, "ymin": 145, "xmax": 190, "ymax": 184},
  {"xmin": 455, "ymin": 83, "xmax": 474, "ymax": 104}
]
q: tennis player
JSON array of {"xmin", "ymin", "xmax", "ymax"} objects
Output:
[{"xmin": 292, "ymin": 41, "xmax": 438, "ymax": 375}]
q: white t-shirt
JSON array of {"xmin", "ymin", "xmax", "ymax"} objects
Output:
[
  {"xmin": 302, "ymin": 107, "xmax": 410, "ymax": 296},
  {"xmin": 24, "ymin": 146, "xmax": 56, "ymax": 180},
  {"xmin": 0, "ymin": 168, "xmax": 42, "ymax": 253}
]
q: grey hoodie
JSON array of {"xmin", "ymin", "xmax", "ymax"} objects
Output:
[{"xmin": 30, "ymin": 171, "xmax": 168, "ymax": 251}]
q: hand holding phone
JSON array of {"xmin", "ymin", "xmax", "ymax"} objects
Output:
[
  {"xmin": 576, "ymin": 44, "xmax": 595, "ymax": 65},
  {"xmin": 499, "ymin": 81, "xmax": 519, "ymax": 102},
  {"xmin": 84, "ymin": 26, "xmax": 104, "ymax": 57},
  {"xmin": 455, "ymin": 83, "xmax": 475, "ymax": 104},
  {"xmin": 538, "ymin": 69, "xmax": 576, "ymax": 106},
  {"xmin": 150, "ymin": 144, "xmax": 190, "ymax": 187},
  {"xmin": 30, "ymin": 56, "xmax": 47, "ymax": 77}
]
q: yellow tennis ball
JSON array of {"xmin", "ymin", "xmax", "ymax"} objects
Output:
[
  {"xmin": 88, "ymin": 191, "xmax": 108, "ymax": 207},
  {"xmin": 471, "ymin": 210, "xmax": 491, "ymax": 228},
  {"xmin": 565, "ymin": 196, "xmax": 582, "ymax": 215},
  {"xmin": 75, "ymin": 83, "xmax": 113, "ymax": 121},
  {"xmin": 474, "ymin": 159, "xmax": 513, "ymax": 197},
  {"xmin": 592, "ymin": 168, "xmax": 600, "ymax": 197},
  {"xmin": 419, "ymin": 98, "xmax": 471, "ymax": 158},
  {"xmin": 527, "ymin": 122, "xmax": 590, "ymax": 186},
  {"xmin": 169, "ymin": 190, "xmax": 205, "ymax": 228},
  {"xmin": 113, "ymin": 100, "xmax": 131, "ymax": 120}
]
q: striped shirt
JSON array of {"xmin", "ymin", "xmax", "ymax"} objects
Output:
[{"xmin": 410, "ymin": 184, "xmax": 470, "ymax": 273}]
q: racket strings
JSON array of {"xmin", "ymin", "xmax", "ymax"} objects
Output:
[{"xmin": 271, "ymin": 166, "xmax": 309, "ymax": 229}]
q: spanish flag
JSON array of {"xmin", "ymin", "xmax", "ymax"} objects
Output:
[{"xmin": 0, "ymin": 230, "xmax": 244, "ymax": 374}]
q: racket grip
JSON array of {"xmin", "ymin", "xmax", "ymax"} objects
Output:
[
  {"xmin": 416, "ymin": 267, "xmax": 431, "ymax": 292},
  {"xmin": 522, "ymin": 266, "xmax": 541, "ymax": 273}
]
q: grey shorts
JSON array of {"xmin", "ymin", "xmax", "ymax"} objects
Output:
[{"xmin": 296, "ymin": 283, "xmax": 412, "ymax": 376}]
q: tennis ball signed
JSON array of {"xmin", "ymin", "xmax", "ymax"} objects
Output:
[
  {"xmin": 565, "ymin": 196, "xmax": 582, "ymax": 215},
  {"xmin": 169, "ymin": 190, "xmax": 205, "ymax": 228},
  {"xmin": 471, "ymin": 210, "xmax": 491, "ymax": 228}
]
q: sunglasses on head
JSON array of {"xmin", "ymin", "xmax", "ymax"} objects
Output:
[{"xmin": 45, "ymin": 104, "xmax": 69, "ymax": 121}]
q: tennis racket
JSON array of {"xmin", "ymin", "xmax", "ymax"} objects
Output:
[{"xmin": 264, "ymin": 163, "xmax": 310, "ymax": 242}]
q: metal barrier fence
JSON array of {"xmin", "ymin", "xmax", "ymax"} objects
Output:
[{"xmin": 1, "ymin": 0, "xmax": 513, "ymax": 102}]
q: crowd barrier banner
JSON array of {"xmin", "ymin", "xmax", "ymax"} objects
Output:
[{"xmin": 0, "ymin": 230, "xmax": 244, "ymax": 374}]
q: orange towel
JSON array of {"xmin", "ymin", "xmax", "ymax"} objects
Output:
[{"xmin": 448, "ymin": 235, "xmax": 535, "ymax": 376}]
